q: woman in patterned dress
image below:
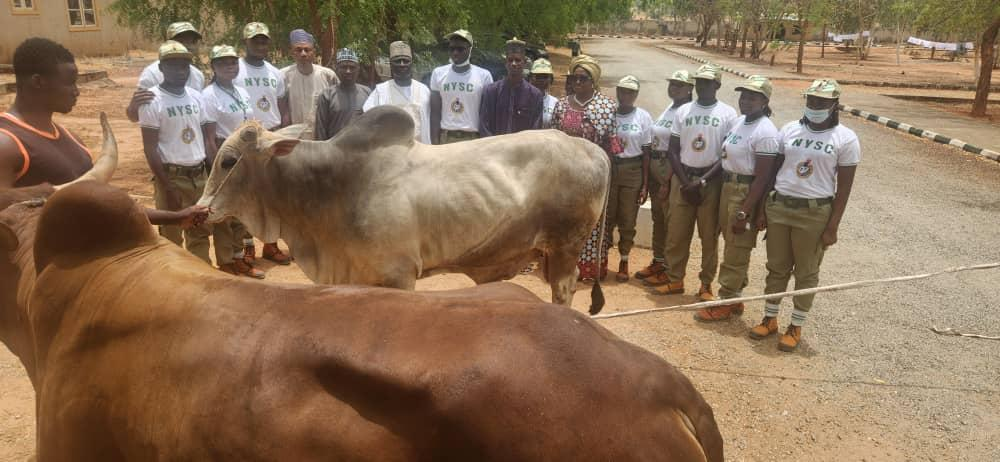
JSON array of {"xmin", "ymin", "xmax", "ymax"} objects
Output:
[{"xmin": 551, "ymin": 55, "xmax": 622, "ymax": 281}]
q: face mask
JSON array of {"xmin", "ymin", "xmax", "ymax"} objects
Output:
[{"xmin": 804, "ymin": 106, "xmax": 832, "ymax": 124}]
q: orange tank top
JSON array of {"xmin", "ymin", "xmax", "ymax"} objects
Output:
[{"xmin": 0, "ymin": 112, "xmax": 93, "ymax": 187}]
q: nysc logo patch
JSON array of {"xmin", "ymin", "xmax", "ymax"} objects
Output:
[
  {"xmin": 181, "ymin": 126, "xmax": 196, "ymax": 145},
  {"xmin": 450, "ymin": 98, "xmax": 465, "ymax": 114},
  {"xmin": 796, "ymin": 159, "xmax": 814, "ymax": 178},
  {"xmin": 257, "ymin": 96, "xmax": 271, "ymax": 113},
  {"xmin": 692, "ymin": 134, "xmax": 707, "ymax": 152}
]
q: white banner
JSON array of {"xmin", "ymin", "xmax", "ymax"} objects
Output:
[{"xmin": 906, "ymin": 36, "xmax": 974, "ymax": 51}]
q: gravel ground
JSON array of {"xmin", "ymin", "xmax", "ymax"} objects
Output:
[{"xmin": 1, "ymin": 38, "xmax": 998, "ymax": 461}]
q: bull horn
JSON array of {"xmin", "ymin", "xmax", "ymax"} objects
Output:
[{"xmin": 56, "ymin": 112, "xmax": 118, "ymax": 189}]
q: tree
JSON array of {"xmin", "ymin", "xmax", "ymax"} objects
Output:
[{"xmin": 916, "ymin": 0, "xmax": 1000, "ymax": 116}]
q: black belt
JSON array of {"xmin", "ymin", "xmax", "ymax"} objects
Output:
[
  {"xmin": 773, "ymin": 192, "xmax": 833, "ymax": 208},
  {"xmin": 722, "ymin": 171, "xmax": 755, "ymax": 184},
  {"xmin": 164, "ymin": 162, "xmax": 205, "ymax": 177},
  {"xmin": 682, "ymin": 164, "xmax": 712, "ymax": 177},
  {"xmin": 612, "ymin": 155, "xmax": 643, "ymax": 164}
]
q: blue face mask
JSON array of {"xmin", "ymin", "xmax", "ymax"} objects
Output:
[{"xmin": 804, "ymin": 106, "xmax": 832, "ymax": 124}]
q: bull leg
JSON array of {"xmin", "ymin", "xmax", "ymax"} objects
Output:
[{"xmin": 545, "ymin": 247, "xmax": 580, "ymax": 307}]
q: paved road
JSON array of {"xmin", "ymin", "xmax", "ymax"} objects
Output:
[{"xmin": 581, "ymin": 37, "xmax": 1000, "ymax": 460}]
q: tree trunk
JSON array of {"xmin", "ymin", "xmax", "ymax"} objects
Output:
[
  {"xmin": 821, "ymin": 23, "xmax": 827, "ymax": 58},
  {"xmin": 796, "ymin": 19, "xmax": 808, "ymax": 73},
  {"xmin": 972, "ymin": 17, "xmax": 1000, "ymax": 117},
  {"xmin": 716, "ymin": 18, "xmax": 723, "ymax": 49},
  {"xmin": 319, "ymin": 8, "xmax": 338, "ymax": 66},
  {"xmin": 740, "ymin": 21, "xmax": 749, "ymax": 58}
]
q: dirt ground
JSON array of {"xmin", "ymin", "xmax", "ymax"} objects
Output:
[{"xmin": 2, "ymin": 48, "xmax": 999, "ymax": 461}]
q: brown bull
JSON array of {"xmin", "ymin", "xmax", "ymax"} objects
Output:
[{"xmin": 0, "ymin": 119, "xmax": 723, "ymax": 461}]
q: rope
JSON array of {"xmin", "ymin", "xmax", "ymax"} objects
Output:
[
  {"xmin": 930, "ymin": 326, "xmax": 1000, "ymax": 341},
  {"xmin": 591, "ymin": 262, "xmax": 1000, "ymax": 320}
]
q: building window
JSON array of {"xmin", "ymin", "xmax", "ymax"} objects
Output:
[
  {"xmin": 67, "ymin": 0, "xmax": 98, "ymax": 28},
  {"xmin": 11, "ymin": 0, "xmax": 39, "ymax": 14}
]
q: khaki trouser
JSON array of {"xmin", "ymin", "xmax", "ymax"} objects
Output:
[
  {"xmin": 647, "ymin": 154, "xmax": 673, "ymax": 261},
  {"xmin": 763, "ymin": 193, "xmax": 833, "ymax": 313},
  {"xmin": 440, "ymin": 129, "xmax": 479, "ymax": 144},
  {"xmin": 717, "ymin": 178, "xmax": 760, "ymax": 299},
  {"xmin": 606, "ymin": 158, "xmax": 644, "ymax": 256},
  {"xmin": 664, "ymin": 172, "xmax": 722, "ymax": 286},
  {"xmin": 212, "ymin": 219, "xmax": 250, "ymax": 265},
  {"xmin": 153, "ymin": 164, "xmax": 216, "ymax": 265}
]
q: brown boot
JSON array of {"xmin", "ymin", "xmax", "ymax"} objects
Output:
[
  {"xmin": 697, "ymin": 283, "xmax": 716, "ymax": 301},
  {"xmin": 694, "ymin": 303, "xmax": 744, "ymax": 322},
  {"xmin": 243, "ymin": 243, "xmax": 257, "ymax": 263},
  {"xmin": 749, "ymin": 316, "xmax": 779, "ymax": 339},
  {"xmin": 642, "ymin": 271, "xmax": 672, "ymax": 287},
  {"xmin": 262, "ymin": 242, "xmax": 292, "ymax": 265},
  {"xmin": 634, "ymin": 260, "xmax": 665, "ymax": 280},
  {"xmin": 652, "ymin": 279, "xmax": 684, "ymax": 295},
  {"xmin": 616, "ymin": 260, "xmax": 629, "ymax": 282},
  {"xmin": 778, "ymin": 325, "xmax": 802, "ymax": 352}
]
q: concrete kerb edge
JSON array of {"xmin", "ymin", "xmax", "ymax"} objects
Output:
[{"xmin": 659, "ymin": 47, "xmax": 1000, "ymax": 164}]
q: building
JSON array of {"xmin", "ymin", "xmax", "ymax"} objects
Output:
[{"xmin": 1, "ymin": 0, "xmax": 147, "ymax": 63}]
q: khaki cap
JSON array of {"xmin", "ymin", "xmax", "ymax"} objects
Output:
[
  {"xmin": 803, "ymin": 79, "xmax": 841, "ymax": 99},
  {"xmin": 389, "ymin": 41, "xmax": 412, "ymax": 59},
  {"xmin": 617, "ymin": 75, "xmax": 640, "ymax": 91},
  {"xmin": 735, "ymin": 75, "xmax": 773, "ymax": 99},
  {"xmin": 159, "ymin": 40, "xmax": 193, "ymax": 61},
  {"xmin": 445, "ymin": 29, "xmax": 474, "ymax": 47},
  {"xmin": 531, "ymin": 58, "xmax": 553, "ymax": 75},
  {"xmin": 667, "ymin": 69, "xmax": 695, "ymax": 85},
  {"xmin": 243, "ymin": 22, "xmax": 270, "ymax": 40},
  {"xmin": 166, "ymin": 21, "xmax": 200, "ymax": 40},
  {"xmin": 693, "ymin": 63, "xmax": 722, "ymax": 82},
  {"xmin": 209, "ymin": 44, "xmax": 238, "ymax": 60}
]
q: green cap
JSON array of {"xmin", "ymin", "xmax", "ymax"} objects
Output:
[
  {"xmin": 735, "ymin": 75, "xmax": 773, "ymax": 99},
  {"xmin": 693, "ymin": 63, "xmax": 722, "ymax": 82},
  {"xmin": 617, "ymin": 75, "xmax": 640, "ymax": 91},
  {"xmin": 667, "ymin": 69, "xmax": 695, "ymax": 85},
  {"xmin": 243, "ymin": 22, "xmax": 270, "ymax": 40},
  {"xmin": 166, "ymin": 21, "xmax": 200, "ymax": 40},
  {"xmin": 158, "ymin": 40, "xmax": 193, "ymax": 61},
  {"xmin": 445, "ymin": 29, "xmax": 474, "ymax": 47},
  {"xmin": 803, "ymin": 79, "xmax": 841, "ymax": 99},
  {"xmin": 531, "ymin": 58, "xmax": 553, "ymax": 75},
  {"xmin": 209, "ymin": 44, "xmax": 238, "ymax": 60}
]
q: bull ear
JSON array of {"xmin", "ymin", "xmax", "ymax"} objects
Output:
[
  {"xmin": 258, "ymin": 136, "xmax": 301, "ymax": 157},
  {"xmin": 0, "ymin": 223, "xmax": 17, "ymax": 252}
]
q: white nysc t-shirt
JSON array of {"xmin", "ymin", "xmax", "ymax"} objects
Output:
[
  {"xmin": 775, "ymin": 122, "xmax": 861, "ymax": 199},
  {"xmin": 236, "ymin": 58, "xmax": 286, "ymax": 130},
  {"xmin": 201, "ymin": 83, "xmax": 252, "ymax": 139},
  {"xmin": 670, "ymin": 101, "xmax": 739, "ymax": 168},
  {"xmin": 615, "ymin": 107, "xmax": 653, "ymax": 159},
  {"xmin": 541, "ymin": 94, "xmax": 558, "ymax": 128},
  {"xmin": 651, "ymin": 105, "xmax": 681, "ymax": 152},
  {"xmin": 720, "ymin": 115, "xmax": 780, "ymax": 175},
  {"xmin": 138, "ymin": 86, "xmax": 208, "ymax": 167},
  {"xmin": 137, "ymin": 61, "xmax": 205, "ymax": 91},
  {"xmin": 429, "ymin": 64, "xmax": 493, "ymax": 132}
]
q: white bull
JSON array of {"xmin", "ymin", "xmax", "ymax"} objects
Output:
[{"xmin": 199, "ymin": 106, "xmax": 610, "ymax": 312}]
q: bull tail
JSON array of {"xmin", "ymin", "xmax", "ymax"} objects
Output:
[{"xmin": 589, "ymin": 162, "xmax": 611, "ymax": 315}]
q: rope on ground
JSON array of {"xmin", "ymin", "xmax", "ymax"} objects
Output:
[
  {"xmin": 930, "ymin": 326, "xmax": 1000, "ymax": 341},
  {"xmin": 591, "ymin": 262, "xmax": 1000, "ymax": 320}
]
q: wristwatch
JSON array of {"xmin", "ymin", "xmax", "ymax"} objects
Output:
[
  {"xmin": 699, "ymin": 177, "xmax": 707, "ymax": 187},
  {"xmin": 735, "ymin": 210, "xmax": 748, "ymax": 221}
]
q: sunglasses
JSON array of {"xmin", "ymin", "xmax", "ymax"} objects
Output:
[
  {"xmin": 449, "ymin": 46, "xmax": 470, "ymax": 52},
  {"xmin": 568, "ymin": 75, "xmax": 592, "ymax": 84}
]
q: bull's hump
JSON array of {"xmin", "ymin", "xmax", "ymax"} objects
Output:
[{"xmin": 334, "ymin": 106, "xmax": 415, "ymax": 152}]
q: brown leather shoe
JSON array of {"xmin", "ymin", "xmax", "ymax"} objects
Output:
[
  {"xmin": 749, "ymin": 316, "xmax": 779, "ymax": 339},
  {"xmin": 652, "ymin": 280, "xmax": 684, "ymax": 295},
  {"xmin": 642, "ymin": 271, "xmax": 672, "ymax": 287},
  {"xmin": 262, "ymin": 242, "xmax": 292, "ymax": 265},
  {"xmin": 697, "ymin": 283, "xmax": 716, "ymax": 301},
  {"xmin": 778, "ymin": 325, "xmax": 802, "ymax": 352},
  {"xmin": 634, "ymin": 260, "xmax": 665, "ymax": 280},
  {"xmin": 694, "ymin": 303, "xmax": 744, "ymax": 322},
  {"xmin": 616, "ymin": 260, "xmax": 629, "ymax": 282}
]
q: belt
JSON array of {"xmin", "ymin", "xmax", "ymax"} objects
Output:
[
  {"xmin": 722, "ymin": 171, "xmax": 755, "ymax": 184},
  {"xmin": 682, "ymin": 164, "xmax": 712, "ymax": 177},
  {"xmin": 651, "ymin": 150, "xmax": 668, "ymax": 160},
  {"xmin": 442, "ymin": 129, "xmax": 478, "ymax": 136},
  {"xmin": 164, "ymin": 162, "xmax": 205, "ymax": 177},
  {"xmin": 773, "ymin": 191, "xmax": 833, "ymax": 208},
  {"xmin": 612, "ymin": 155, "xmax": 643, "ymax": 164}
]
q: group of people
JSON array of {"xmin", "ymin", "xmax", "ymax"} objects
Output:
[
  {"xmin": 554, "ymin": 55, "xmax": 860, "ymax": 352},
  {"xmin": 0, "ymin": 25, "xmax": 860, "ymax": 351}
]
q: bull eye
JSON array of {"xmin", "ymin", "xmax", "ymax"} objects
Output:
[{"xmin": 221, "ymin": 156, "xmax": 238, "ymax": 169}]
